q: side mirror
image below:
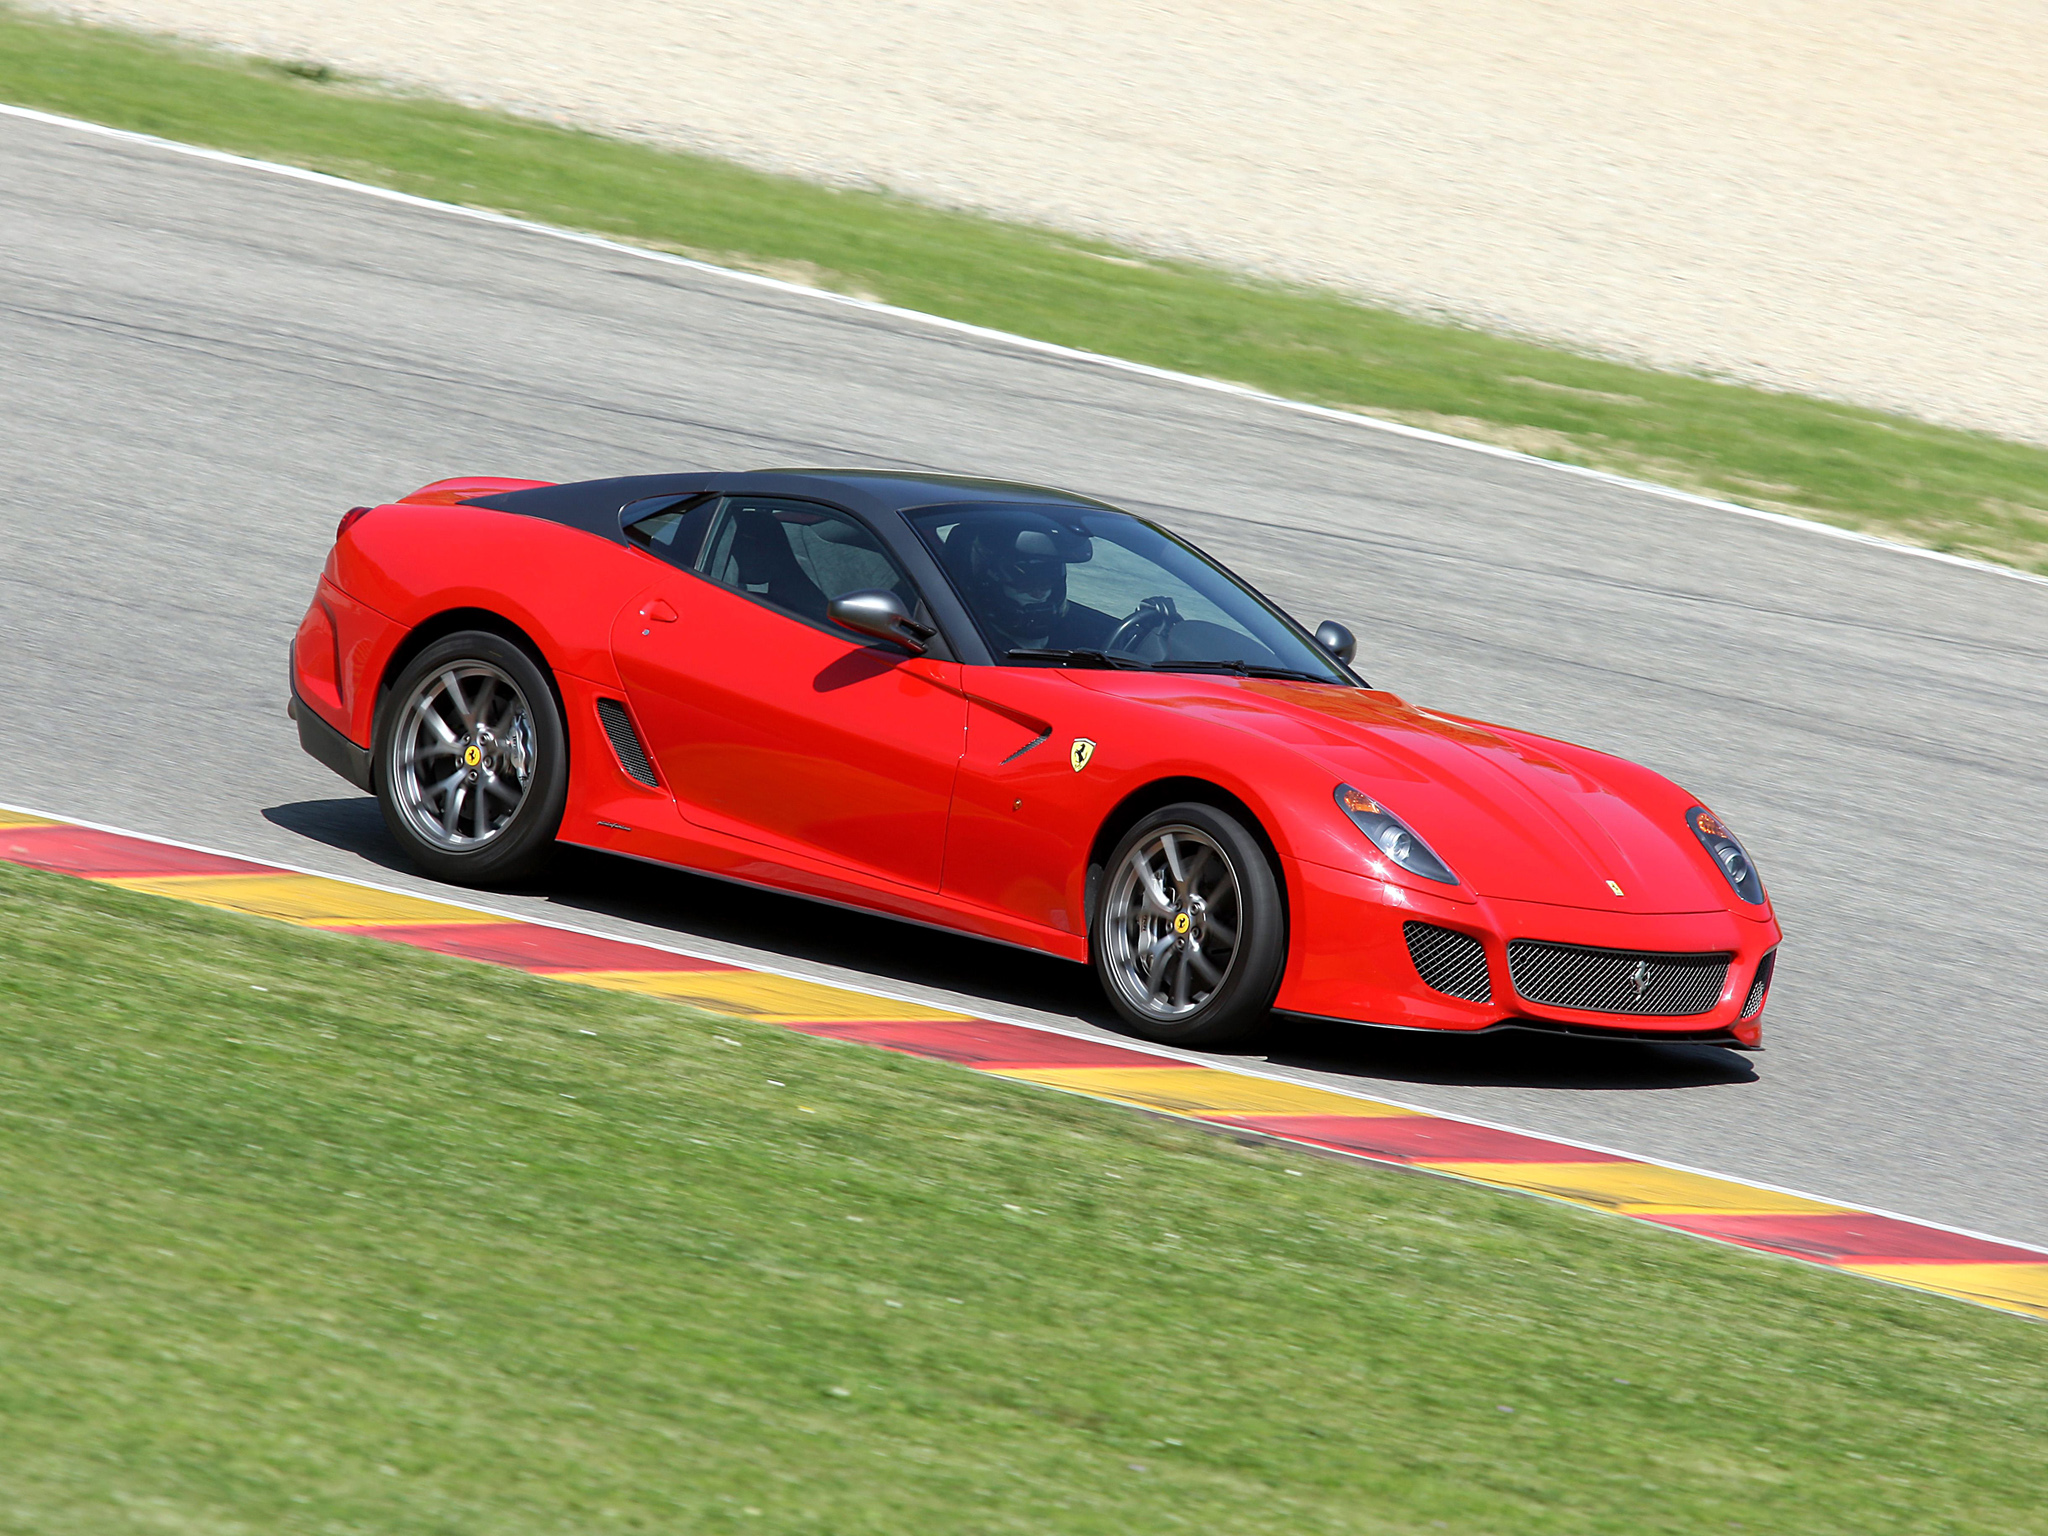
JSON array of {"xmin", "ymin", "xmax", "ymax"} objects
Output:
[
  {"xmin": 1313, "ymin": 620, "xmax": 1358, "ymax": 666},
  {"xmin": 828, "ymin": 589, "xmax": 934, "ymax": 653}
]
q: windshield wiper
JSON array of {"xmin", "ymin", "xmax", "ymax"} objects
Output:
[
  {"xmin": 1151, "ymin": 659, "xmax": 1334, "ymax": 683},
  {"xmin": 1006, "ymin": 648, "xmax": 1151, "ymax": 670},
  {"xmin": 1008, "ymin": 649, "xmax": 1335, "ymax": 683}
]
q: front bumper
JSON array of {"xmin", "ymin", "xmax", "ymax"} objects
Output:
[{"xmin": 1275, "ymin": 858, "xmax": 1781, "ymax": 1047}]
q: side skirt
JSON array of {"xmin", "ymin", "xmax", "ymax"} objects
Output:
[{"xmin": 558, "ymin": 838, "xmax": 1089, "ymax": 968}]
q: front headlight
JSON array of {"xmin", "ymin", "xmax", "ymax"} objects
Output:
[
  {"xmin": 1335, "ymin": 784, "xmax": 1459, "ymax": 885},
  {"xmin": 1687, "ymin": 806, "xmax": 1766, "ymax": 905}
]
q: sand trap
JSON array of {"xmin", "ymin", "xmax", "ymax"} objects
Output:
[{"xmin": 30, "ymin": 0, "xmax": 2048, "ymax": 442}]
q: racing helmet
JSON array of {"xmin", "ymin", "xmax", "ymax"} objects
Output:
[{"xmin": 951, "ymin": 512, "xmax": 1078, "ymax": 649}]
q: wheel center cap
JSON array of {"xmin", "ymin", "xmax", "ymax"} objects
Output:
[
  {"xmin": 1172, "ymin": 911, "xmax": 1191, "ymax": 936},
  {"xmin": 462, "ymin": 743, "xmax": 483, "ymax": 769}
]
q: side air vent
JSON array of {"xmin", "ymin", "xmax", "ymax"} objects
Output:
[
  {"xmin": 596, "ymin": 698, "xmax": 659, "ymax": 787},
  {"xmin": 1741, "ymin": 950, "xmax": 1778, "ymax": 1019},
  {"xmin": 1403, "ymin": 921, "xmax": 1492, "ymax": 1002}
]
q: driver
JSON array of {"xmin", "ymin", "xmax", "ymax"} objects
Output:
[{"xmin": 948, "ymin": 512, "xmax": 1115, "ymax": 653}]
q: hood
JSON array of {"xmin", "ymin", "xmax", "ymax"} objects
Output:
[{"xmin": 1098, "ymin": 676, "xmax": 1730, "ymax": 915}]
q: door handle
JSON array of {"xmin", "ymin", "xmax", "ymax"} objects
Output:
[{"xmin": 640, "ymin": 599, "xmax": 679, "ymax": 623}]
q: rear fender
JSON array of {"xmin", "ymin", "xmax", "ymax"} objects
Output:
[
  {"xmin": 291, "ymin": 576, "xmax": 399, "ymax": 745},
  {"xmin": 334, "ymin": 505, "xmax": 657, "ymax": 744}
]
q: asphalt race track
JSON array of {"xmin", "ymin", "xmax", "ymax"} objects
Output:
[{"xmin": 4, "ymin": 110, "xmax": 2046, "ymax": 1246}]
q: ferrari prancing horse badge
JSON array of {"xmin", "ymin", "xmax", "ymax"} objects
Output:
[{"xmin": 1070, "ymin": 738, "xmax": 1096, "ymax": 773}]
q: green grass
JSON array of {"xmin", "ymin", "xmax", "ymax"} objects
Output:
[
  {"xmin": 3, "ymin": 862, "xmax": 2046, "ymax": 1533},
  {"xmin": 5, "ymin": 8, "xmax": 2048, "ymax": 573}
]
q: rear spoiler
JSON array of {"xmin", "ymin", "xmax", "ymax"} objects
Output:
[{"xmin": 396, "ymin": 476, "xmax": 556, "ymax": 506}]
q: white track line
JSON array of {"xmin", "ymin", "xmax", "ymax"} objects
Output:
[
  {"xmin": 5, "ymin": 99, "xmax": 2045, "ymax": 594},
  {"xmin": 9, "ymin": 795, "xmax": 2045, "ymax": 1266}
]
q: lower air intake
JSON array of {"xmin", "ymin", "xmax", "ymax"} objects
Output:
[
  {"xmin": 596, "ymin": 698, "xmax": 659, "ymax": 787},
  {"xmin": 1507, "ymin": 939, "xmax": 1730, "ymax": 1017},
  {"xmin": 1741, "ymin": 950, "xmax": 1778, "ymax": 1018},
  {"xmin": 1403, "ymin": 922, "xmax": 1491, "ymax": 1002}
]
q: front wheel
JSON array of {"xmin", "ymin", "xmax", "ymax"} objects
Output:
[
  {"xmin": 1091, "ymin": 802, "xmax": 1287, "ymax": 1045},
  {"xmin": 373, "ymin": 629, "xmax": 567, "ymax": 885}
]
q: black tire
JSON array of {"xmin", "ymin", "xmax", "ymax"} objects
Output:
[
  {"xmin": 372, "ymin": 629, "xmax": 567, "ymax": 886},
  {"xmin": 1090, "ymin": 801, "xmax": 1287, "ymax": 1046}
]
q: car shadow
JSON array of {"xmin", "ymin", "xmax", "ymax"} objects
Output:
[
  {"xmin": 263, "ymin": 796, "xmax": 1758, "ymax": 1093},
  {"xmin": 262, "ymin": 797, "xmax": 1106, "ymax": 1019},
  {"xmin": 264, "ymin": 796, "xmax": 401, "ymax": 868}
]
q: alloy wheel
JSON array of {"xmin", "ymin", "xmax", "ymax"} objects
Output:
[
  {"xmin": 1101, "ymin": 824, "xmax": 1243, "ymax": 1021},
  {"xmin": 390, "ymin": 661, "xmax": 536, "ymax": 851}
]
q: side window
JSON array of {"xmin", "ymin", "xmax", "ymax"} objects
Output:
[
  {"xmin": 696, "ymin": 497, "xmax": 915, "ymax": 626},
  {"xmin": 622, "ymin": 495, "xmax": 712, "ymax": 567}
]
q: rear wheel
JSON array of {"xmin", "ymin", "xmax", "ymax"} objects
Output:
[
  {"xmin": 1091, "ymin": 802, "xmax": 1287, "ymax": 1045},
  {"xmin": 373, "ymin": 630, "xmax": 567, "ymax": 885}
]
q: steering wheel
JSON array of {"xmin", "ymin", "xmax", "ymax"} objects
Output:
[{"xmin": 1105, "ymin": 595, "xmax": 1180, "ymax": 661}]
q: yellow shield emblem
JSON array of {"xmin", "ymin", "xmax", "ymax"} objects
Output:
[
  {"xmin": 463, "ymin": 744, "xmax": 483, "ymax": 768},
  {"xmin": 1070, "ymin": 738, "xmax": 1096, "ymax": 773}
]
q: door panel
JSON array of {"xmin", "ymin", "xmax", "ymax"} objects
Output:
[
  {"xmin": 942, "ymin": 666, "xmax": 1096, "ymax": 935},
  {"xmin": 612, "ymin": 574, "xmax": 966, "ymax": 892}
]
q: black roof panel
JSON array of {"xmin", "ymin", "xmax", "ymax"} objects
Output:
[
  {"xmin": 461, "ymin": 472, "xmax": 718, "ymax": 542},
  {"xmin": 462, "ymin": 468, "xmax": 1120, "ymax": 542},
  {"xmin": 749, "ymin": 468, "xmax": 1122, "ymax": 514}
]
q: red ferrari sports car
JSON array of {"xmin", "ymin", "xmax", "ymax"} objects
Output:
[{"xmin": 289, "ymin": 469, "xmax": 1780, "ymax": 1047}]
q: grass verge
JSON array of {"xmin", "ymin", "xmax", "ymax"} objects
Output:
[
  {"xmin": 5, "ymin": 5, "xmax": 2048, "ymax": 573},
  {"xmin": 2, "ymin": 860, "xmax": 2046, "ymax": 1533}
]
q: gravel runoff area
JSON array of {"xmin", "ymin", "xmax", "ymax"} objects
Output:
[{"xmin": 25, "ymin": 0, "xmax": 2048, "ymax": 445}]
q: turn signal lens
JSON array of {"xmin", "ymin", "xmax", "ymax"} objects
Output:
[
  {"xmin": 1687, "ymin": 806, "xmax": 1767, "ymax": 906},
  {"xmin": 1335, "ymin": 784, "xmax": 1459, "ymax": 886},
  {"xmin": 336, "ymin": 506, "xmax": 372, "ymax": 542}
]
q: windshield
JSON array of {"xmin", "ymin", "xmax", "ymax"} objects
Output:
[{"xmin": 910, "ymin": 502, "xmax": 1352, "ymax": 683}]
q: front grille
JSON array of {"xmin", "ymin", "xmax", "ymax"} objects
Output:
[
  {"xmin": 1403, "ymin": 922, "xmax": 1491, "ymax": 1002},
  {"xmin": 1741, "ymin": 950, "xmax": 1778, "ymax": 1018},
  {"xmin": 596, "ymin": 698, "xmax": 659, "ymax": 787},
  {"xmin": 1507, "ymin": 939, "xmax": 1729, "ymax": 1017}
]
